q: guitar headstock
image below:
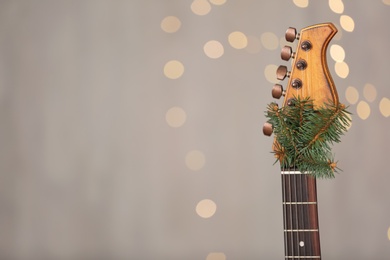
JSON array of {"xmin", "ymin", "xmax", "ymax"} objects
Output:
[{"xmin": 263, "ymin": 23, "xmax": 339, "ymax": 136}]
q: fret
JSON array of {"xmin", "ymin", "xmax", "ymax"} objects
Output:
[
  {"xmin": 284, "ymin": 229, "xmax": 319, "ymax": 232},
  {"xmin": 285, "ymin": 256, "xmax": 321, "ymax": 259},
  {"xmin": 282, "ymin": 202, "xmax": 317, "ymax": 205},
  {"xmin": 281, "ymin": 170, "xmax": 307, "ymax": 174}
]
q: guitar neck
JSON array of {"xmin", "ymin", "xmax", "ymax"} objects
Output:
[{"xmin": 281, "ymin": 170, "xmax": 321, "ymax": 259}]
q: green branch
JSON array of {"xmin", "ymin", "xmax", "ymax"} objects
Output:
[{"xmin": 265, "ymin": 97, "xmax": 351, "ymax": 178}]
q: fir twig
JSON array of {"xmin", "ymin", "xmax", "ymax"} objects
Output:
[{"xmin": 265, "ymin": 97, "xmax": 351, "ymax": 178}]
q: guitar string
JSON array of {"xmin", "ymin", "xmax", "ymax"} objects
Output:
[
  {"xmin": 294, "ymin": 163, "xmax": 301, "ymax": 258},
  {"xmin": 281, "ymin": 164, "xmax": 288, "ymax": 259},
  {"xmin": 289, "ymin": 167, "xmax": 295, "ymax": 258},
  {"xmin": 308, "ymin": 41, "xmax": 315, "ymax": 258},
  {"xmin": 305, "ymin": 41, "xmax": 314, "ymax": 258},
  {"xmin": 294, "ymin": 40, "xmax": 301, "ymax": 259},
  {"xmin": 301, "ymin": 43, "xmax": 307, "ymax": 258},
  {"xmin": 298, "ymin": 164, "xmax": 305, "ymax": 257},
  {"xmin": 302, "ymin": 43, "xmax": 309, "ymax": 258}
]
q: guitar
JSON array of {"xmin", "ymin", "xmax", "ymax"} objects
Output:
[{"xmin": 263, "ymin": 23, "xmax": 343, "ymax": 259}]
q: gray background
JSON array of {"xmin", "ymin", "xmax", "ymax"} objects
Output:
[{"xmin": 0, "ymin": 0, "xmax": 389, "ymax": 259}]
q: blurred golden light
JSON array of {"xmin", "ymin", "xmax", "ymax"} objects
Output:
[
  {"xmin": 388, "ymin": 227, "xmax": 390, "ymax": 240},
  {"xmin": 345, "ymin": 86, "xmax": 359, "ymax": 105},
  {"xmin": 245, "ymin": 35, "xmax": 261, "ymax": 54},
  {"xmin": 379, "ymin": 97, "xmax": 390, "ymax": 117},
  {"xmin": 164, "ymin": 60, "xmax": 184, "ymax": 79},
  {"xmin": 228, "ymin": 31, "xmax": 248, "ymax": 49},
  {"xmin": 264, "ymin": 64, "xmax": 279, "ymax": 84},
  {"xmin": 204, "ymin": 40, "xmax": 224, "ymax": 59},
  {"xmin": 334, "ymin": 61, "xmax": 349, "ymax": 78},
  {"xmin": 329, "ymin": 0, "xmax": 344, "ymax": 14},
  {"xmin": 206, "ymin": 252, "xmax": 227, "ymax": 260},
  {"xmin": 293, "ymin": 0, "xmax": 309, "ymax": 8},
  {"xmin": 340, "ymin": 15, "xmax": 355, "ymax": 32},
  {"xmin": 209, "ymin": 0, "xmax": 227, "ymax": 5},
  {"xmin": 191, "ymin": 0, "xmax": 211, "ymax": 16},
  {"xmin": 261, "ymin": 32, "xmax": 279, "ymax": 50},
  {"xmin": 383, "ymin": 0, "xmax": 390, "ymax": 5},
  {"xmin": 196, "ymin": 199, "xmax": 217, "ymax": 218},
  {"xmin": 363, "ymin": 83, "xmax": 377, "ymax": 102},
  {"xmin": 185, "ymin": 150, "xmax": 206, "ymax": 171},
  {"xmin": 160, "ymin": 16, "xmax": 181, "ymax": 33},
  {"xmin": 357, "ymin": 101, "xmax": 370, "ymax": 120},
  {"xmin": 166, "ymin": 107, "xmax": 187, "ymax": 127},
  {"xmin": 330, "ymin": 44, "xmax": 345, "ymax": 62}
]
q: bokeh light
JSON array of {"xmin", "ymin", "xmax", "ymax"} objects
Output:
[
  {"xmin": 340, "ymin": 15, "xmax": 355, "ymax": 32},
  {"xmin": 228, "ymin": 31, "xmax": 248, "ymax": 49},
  {"xmin": 345, "ymin": 86, "xmax": 359, "ymax": 105},
  {"xmin": 334, "ymin": 61, "xmax": 349, "ymax": 78},
  {"xmin": 363, "ymin": 83, "xmax": 377, "ymax": 102},
  {"xmin": 191, "ymin": 0, "xmax": 211, "ymax": 16},
  {"xmin": 204, "ymin": 40, "xmax": 224, "ymax": 59},
  {"xmin": 329, "ymin": 0, "xmax": 344, "ymax": 14},
  {"xmin": 209, "ymin": 0, "xmax": 227, "ymax": 5},
  {"xmin": 383, "ymin": 0, "xmax": 390, "ymax": 6},
  {"xmin": 379, "ymin": 97, "xmax": 390, "ymax": 117},
  {"xmin": 164, "ymin": 60, "xmax": 184, "ymax": 79},
  {"xmin": 196, "ymin": 199, "xmax": 217, "ymax": 218},
  {"xmin": 160, "ymin": 16, "xmax": 181, "ymax": 33},
  {"xmin": 185, "ymin": 150, "xmax": 206, "ymax": 171},
  {"xmin": 166, "ymin": 107, "xmax": 187, "ymax": 127},
  {"xmin": 388, "ymin": 227, "xmax": 390, "ymax": 240},
  {"xmin": 264, "ymin": 64, "xmax": 279, "ymax": 84},
  {"xmin": 260, "ymin": 32, "xmax": 279, "ymax": 50},
  {"xmin": 206, "ymin": 252, "xmax": 227, "ymax": 260},
  {"xmin": 293, "ymin": 0, "xmax": 309, "ymax": 8},
  {"xmin": 330, "ymin": 44, "xmax": 345, "ymax": 62},
  {"xmin": 356, "ymin": 101, "xmax": 371, "ymax": 120}
]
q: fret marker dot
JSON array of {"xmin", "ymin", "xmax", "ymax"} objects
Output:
[{"xmin": 299, "ymin": 241, "xmax": 305, "ymax": 247}]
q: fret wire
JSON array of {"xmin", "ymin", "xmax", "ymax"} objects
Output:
[
  {"xmin": 285, "ymin": 256, "xmax": 321, "ymax": 259},
  {"xmin": 281, "ymin": 171, "xmax": 307, "ymax": 174},
  {"xmin": 282, "ymin": 202, "xmax": 317, "ymax": 205},
  {"xmin": 284, "ymin": 229, "xmax": 319, "ymax": 232}
]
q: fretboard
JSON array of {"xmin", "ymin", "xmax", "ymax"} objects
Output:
[{"xmin": 281, "ymin": 170, "xmax": 321, "ymax": 260}]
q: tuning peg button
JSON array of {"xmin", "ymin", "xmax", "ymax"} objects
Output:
[
  {"xmin": 285, "ymin": 27, "xmax": 299, "ymax": 42},
  {"xmin": 272, "ymin": 84, "xmax": 285, "ymax": 99},
  {"xmin": 263, "ymin": 122, "xmax": 273, "ymax": 136},
  {"xmin": 276, "ymin": 65, "xmax": 290, "ymax": 81},
  {"xmin": 281, "ymin": 46, "xmax": 295, "ymax": 61}
]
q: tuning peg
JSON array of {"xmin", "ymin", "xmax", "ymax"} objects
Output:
[
  {"xmin": 276, "ymin": 65, "xmax": 290, "ymax": 80},
  {"xmin": 263, "ymin": 122, "xmax": 273, "ymax": 136},
  {"xmin": 272, "ymin": 84, "xmax": 285, "ymax": 99},
  {"xmin": 281, "ymin": 46, "xmax": 295, "ymax": 61},
  {"xmin": 285, "ymin": 27, "xmax": 299, "ymax": 42}
]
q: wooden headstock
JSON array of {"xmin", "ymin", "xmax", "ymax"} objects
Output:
[
  {"xmin": 263, "ymin": 23, "xmax": 339, "ymax": 136},
  {"xmin": 276, "ymin": 23, "xmax": 339, "ymax": 109}
]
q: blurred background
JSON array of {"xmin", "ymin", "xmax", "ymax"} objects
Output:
[{"xmin": 0, "ymin": 0, "xmax": 389, "ymax": 259}]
